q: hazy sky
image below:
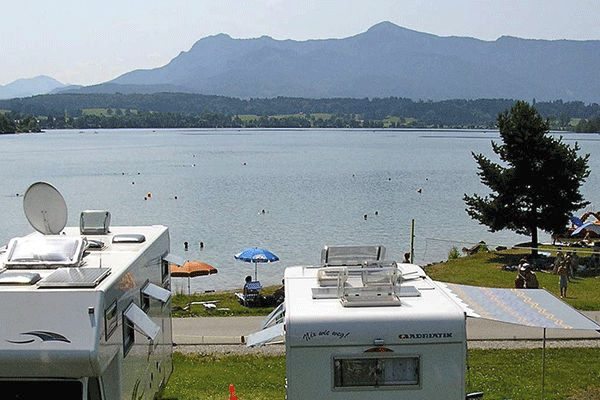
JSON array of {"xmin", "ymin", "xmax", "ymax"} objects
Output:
[{"xmin": 2, "ymin": 0, "xmax": 599, "ymax": 86}]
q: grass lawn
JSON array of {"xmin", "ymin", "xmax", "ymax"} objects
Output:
[
  {"xmin": 161, "ymin": 353, "xmax": 285, "ymax": 400},
  {"xmin": 161, "ymin": 348, "xmax": 600, "ymax": 400},
  {"xmin": 468, "ymin": 348, "xmax": 600, "ymax": 400},
  {"xmin": 426, "ymin": 249, "xmax": 600, "ymax": 310},
  {"xmin": 171, "ymin": 286, "xmax": 279, "ymax": 317}
]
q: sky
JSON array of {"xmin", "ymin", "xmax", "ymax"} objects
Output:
[{"xmin": 1, "ymin": 0, "xmax": 600, "ymax": 86}]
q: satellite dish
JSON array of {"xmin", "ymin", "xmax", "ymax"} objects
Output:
[{"xmin": 23, "ymin": 182, "xmax": 68, "ymax": 235}]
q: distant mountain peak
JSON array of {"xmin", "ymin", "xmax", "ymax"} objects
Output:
[
  {"xmin": 0, "ymin": 75, "xmax": 66, "ymax": 100},
  {"xmin": 68, "ymin": 23, "xmax": 600, "ymax": 103},
  {"xmin": 367, "ymin": 21, "xmax": 402, "ymax": 32},
  {"xmin": 210, "ymin": 32, "xmax": 232, "ymax": 40},
  {"xmin": 363, "ymin": 21, "xmax": 435, "ymax": 39}
]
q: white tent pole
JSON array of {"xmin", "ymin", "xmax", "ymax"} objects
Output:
[{"xmin": 254, "ymin": 261, "xmax": 258, "ymax": 281}]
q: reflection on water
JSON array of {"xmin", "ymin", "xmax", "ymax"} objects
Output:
[{"xmin": 1, "ymin": 128, "xmax": 598, "ymax": 292}]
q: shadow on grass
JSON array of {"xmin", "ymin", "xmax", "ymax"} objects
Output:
[{"xmin": 488, "ymin": 252, "xmax": 526, "ymax": 266}]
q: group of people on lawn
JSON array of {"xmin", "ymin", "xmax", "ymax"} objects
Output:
[{"xmin": 514, "ymin": 251, "xmax": 577, "ymax": 298}]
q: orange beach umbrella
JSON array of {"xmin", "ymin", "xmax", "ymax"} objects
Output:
[{"xmin": 170, "ymin": 261, "xmax": 218, "ymax": 294}]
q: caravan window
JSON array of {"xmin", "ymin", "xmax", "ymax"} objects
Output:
[
  {"xmin": 161, "ymin": 260, "xmax": 169, "ymax": 283},
  {"xmin": 333, "ymin": 355, "xmax": 420, "ymax": 389},
  {"xmin": 0, "ymin": 380, "xmax": 82, "ymax": 399},
  {"xmin": 104, "ymin": 300, "xmax": 118, "ymax": 340},
  {"xmin": 122, "ymin": 309, "xmax": 135, "ymax": 356},
  {"xmin": 140, "ymin": 280, "xmax": 150, "ymax": 312}
]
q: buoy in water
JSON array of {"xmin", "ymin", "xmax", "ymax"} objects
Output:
[{"xmin": 147, "ymin": 192, "xmax": 152, "ymax": 198}]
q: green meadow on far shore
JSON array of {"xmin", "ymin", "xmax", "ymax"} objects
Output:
[
  {"xmin": 172, "ymin": 286, "xmax": 280, "ymax": 317},
  {"xmin": 81, "ymin": 108, "xmax": 137, "ymax": 116},
  {"xmin": 161, "ymin": 348, "xmax": 600, "ymax": 400}
]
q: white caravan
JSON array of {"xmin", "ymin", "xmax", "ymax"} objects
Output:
[
  {"xmin": 248, "ymin": 245, "xmax": 600, "ymax": 400},
  {"xmin": 0, "ymin": 183, "xmax": 179, "ymax": 400}
]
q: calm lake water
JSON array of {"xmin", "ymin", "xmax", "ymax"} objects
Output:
[{"xmin": 2, "ymin": 128, "xmax": 600, "ymax": 292}]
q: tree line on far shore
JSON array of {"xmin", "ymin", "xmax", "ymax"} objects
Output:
[
  {"xmin": 1, "ymin": 93, "xmax": 600, "ymax": 130},
  {"xmin": 0, "ymin": 113, "xmax": 40, "ymax": 134},
  {"xmin": 575, "ymin": 116, "xmax": 600, "ymax": 133}
]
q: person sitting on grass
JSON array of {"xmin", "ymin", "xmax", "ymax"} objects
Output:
[
  {"xmin": 522, "ymin": 264, "xmax": 539, "ymax": 289},
  {"xmin": 515, "ymin": 259, "xmax": 528, "ymax": 288},
  {"xmin": 515, "ymin": 271, "xmax": 525, "ymax": 288},
  {"xmin": 243, "ymin": 275, "xmax": 252, "ymax": 291}
]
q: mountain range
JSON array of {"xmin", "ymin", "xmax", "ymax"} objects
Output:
[
  {"xmin": 6, "ymin": 22, "xmax": 600, "ymax": 102},
  {"xmin": 0, "ymin": 76, "xmax": 66, "ymax": 100}
]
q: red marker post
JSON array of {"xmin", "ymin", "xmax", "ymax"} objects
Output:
[{"xmin": 229, "ymin": 384, "xmax": 238, "ymax": 400}]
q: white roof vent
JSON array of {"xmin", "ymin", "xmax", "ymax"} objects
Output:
[
  {"xmin": 80, "ymin": 210, "xmax": 111, "ymax": 235},
  {"xmin": 5, "ymin": 236, "xmax": 87, "ymax": 269}
]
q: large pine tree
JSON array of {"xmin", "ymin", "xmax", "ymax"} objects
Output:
[{"xmin": 464, "ymin": 101, "xmax": 590, "ymax": 255}]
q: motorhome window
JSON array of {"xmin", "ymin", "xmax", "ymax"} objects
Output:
[
  {"xmin": 6, "ymin": 237, "xmax": 83, "ymax": 266},
  {"xmin": 333, "ymin": 356, "xmax": 419, "ymax": 388},
  {"xmin": 124, "ymin": 303, "xmax": 160, "ymax": 342},
  {"xmin": 123, "ymin": 310, "xmax": 135, "ymax": 356},
  {"xmin": 0, "ymin": 380, "xmax": 83, "ymax": 399},
  {"xmin": 142, "ymin": 282, "xmax": 172, "ymax": 304},
  {"xmin": 161, "ymin": 259, "xmax": 169, "ymax": 282},
  {"xmin": 141, "ymin": 281, "xmax": 151, "ymax": 312},
  {"xmin": 87, "ymin": 377, "xmax": 102, "ymax": 400},
  {"xmin": 104, "ymin": 300, "xmax": 118, "ymax": 340}
]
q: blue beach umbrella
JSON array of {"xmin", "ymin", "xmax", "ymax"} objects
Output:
[{"xmin": 234, "ymin": 247, "xmax": 279, "ymax": 280}]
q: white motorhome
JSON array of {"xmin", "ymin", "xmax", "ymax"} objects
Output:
[
  {"xmin": 249, "ymin": 245, "xmax": 600, "ymax": 400},
  {"xmin": 0, "ymin": 183, "xmax": 178, "ymax": 400}
]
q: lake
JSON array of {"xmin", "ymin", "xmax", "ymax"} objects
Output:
[{"xmin": 1, "ymin": 128, "xmax": 599, "ymax": 292}]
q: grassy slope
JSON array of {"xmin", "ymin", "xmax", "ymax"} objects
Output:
[
  {"xmin": 426, "ymin": 250, "xmax": 600, "ymax": 310},
  {"xmin": 171, "ymin": 286, "xmax": 279, "ymax": 317},
  {"xmin": 162, "ymin": 349, "xmax": 600, "ymax": 400}
]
